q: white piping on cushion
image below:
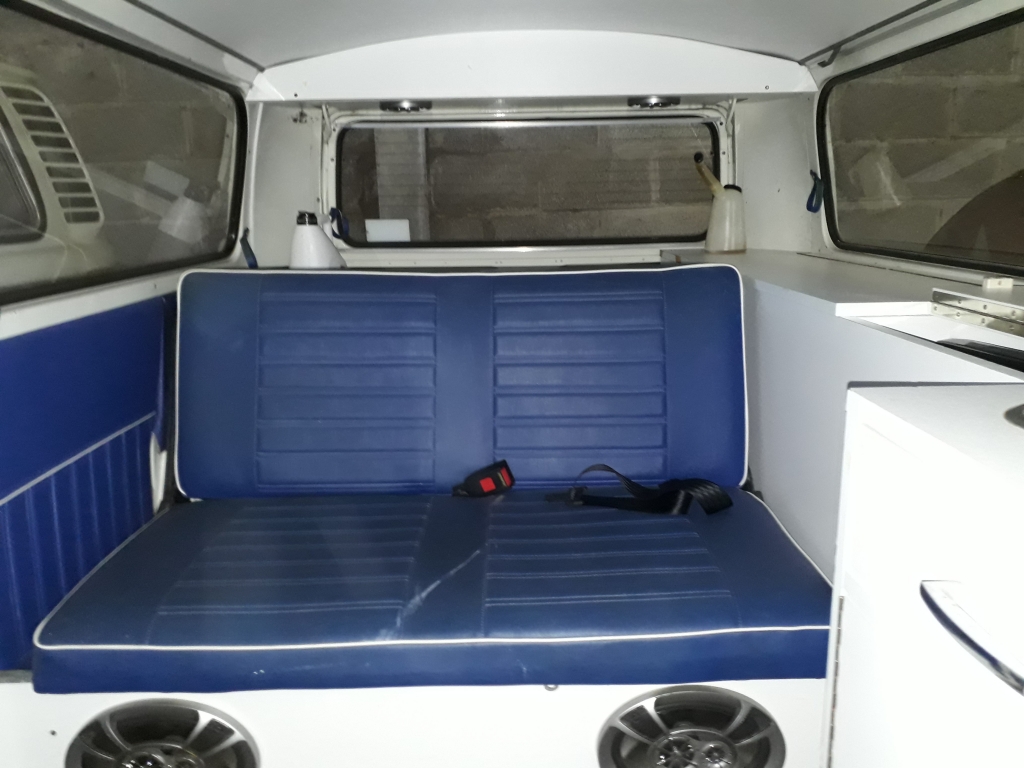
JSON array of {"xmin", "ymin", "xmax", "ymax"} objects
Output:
[{"xmin": 37, "ymin": 624, "xmax": 828, "ymax": 653}]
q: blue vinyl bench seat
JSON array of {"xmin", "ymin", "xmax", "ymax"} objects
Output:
[
  {"xmin": 32, "ymin": 266, "xmax": 831, "ymax": 693},
  {"xmin": 34, "ymin": 489, "xmax": 829, "ymax": 693}
]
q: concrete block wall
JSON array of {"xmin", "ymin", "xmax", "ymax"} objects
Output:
[
  {"xmin": 828, "ymin": 22, "xmax": 1024, "ymax": 260},
  {"xmin": 0, "ymin": 6, "xmax": 237, "ymax": 263},
  {"xmin": 340, "ymin": 122, "xmax": 715, "ymax": 243}
]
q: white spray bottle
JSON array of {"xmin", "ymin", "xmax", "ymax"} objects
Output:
[
  {"xmin": 290, "ymin": 211, "xmax": 346, "ymax": 269},
  {"xmin": 694, "ymin": 153, "xmax": 746, "ymax": 254}
]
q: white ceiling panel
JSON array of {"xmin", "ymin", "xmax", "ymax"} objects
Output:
[
  {"xmin": 138, "ymin": 0, "xmax": 930, "ymax": 68},
  {"xmin": 249, "ymin": 31, "xmax": 818, "ymax": 101}
]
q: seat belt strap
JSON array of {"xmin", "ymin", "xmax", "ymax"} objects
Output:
[{"xmin": 545, "ymin": 464, "xmax": 733, "ymax": 515}]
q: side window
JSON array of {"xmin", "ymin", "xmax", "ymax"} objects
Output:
[
  {"xmin": 0, "ymin": 4, "xmax": 244, "ymax": 302},
  {"xmin": 821, "ymin": 14, "xmax": 1024, "ymax": 273}
]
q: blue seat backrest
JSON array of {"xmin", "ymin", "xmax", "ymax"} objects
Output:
[{"xmin": 177, "ymin": 266, "xmax": 746, "ymax": 497}]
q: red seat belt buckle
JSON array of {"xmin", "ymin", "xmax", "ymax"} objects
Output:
[{"xmin": 453, "ymin": 460, "xmax": 515, "ymax": 498}]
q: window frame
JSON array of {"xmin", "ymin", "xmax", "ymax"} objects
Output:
[
  {"xmin": 817, "ymin": 6, "xmax": 1024, "ymax": 277},
  {"xmin": 0, "ymin": 106, "xmax": 45, "ymax": 245},
  {"xmin": 0, "ymin": 0, "xmax": 248, "ymax": 306},
  {"xmin": 334, "ymin": 116, "xmax": 721, "ymax": 249}
]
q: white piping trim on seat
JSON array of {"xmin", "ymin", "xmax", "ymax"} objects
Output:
[
  {"xmin": 32, "ymin": 471, "xmax": 168, "ymax": 653},
  {"xmin": 0, "ymin": 413, "xmax": 155, "ymax": 509},
  {"xmin": 36, "ymin": 624, "xmax": 828, "ymax": 653},
  {"xmin": 742, "ymin": 490, "xmax": 830, "ymax": 584}
]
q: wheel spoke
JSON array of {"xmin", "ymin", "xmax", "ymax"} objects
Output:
[
  {"xmin": 99, "ymin": 714, "xmax": 131, "ymax": 751},
  {"xmin": 641, "ymin": 700, "xmax": 671, "ymax": 734},
  {"xmin": 622, "ymin": 737, "xmax": 646, "ymax": 760},
  {"xmin": 735, "ymin": 724, "xmax": 775, "ymax": 747},
  {"xmin": 200, "ymin": 731, "xmax": 243, "ymax": 759},
  {"xmin": 724, "ymin": 701, "xmax": 751, "ymax": 736},
  {"xmin": 185, "ymin": 711, "xmax": 214, "ymax": 746},
  {"xmin": 79, "ymin": 738, "xmax": 118, "ymax": 763},
  {"xmin": 615, "ymin": 717, "xmax": 654, "ymax": 745}
]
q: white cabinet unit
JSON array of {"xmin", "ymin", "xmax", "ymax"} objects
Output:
[{"xmin": 829, "ymin": 384, "xmax": 1024, "ymax": 768}]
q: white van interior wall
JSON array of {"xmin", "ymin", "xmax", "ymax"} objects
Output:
[
  {"xmin": 247, "ymin": 31, "xmax": 816, "ymax": 102},
  {"xmin": 246, "ymin": 103, "xmax": 724, "ymax": 263},
  {"xmin": 248, "ymin": 103, "xmax": 322, "ymax": 267},
  {"xmin": 745, "ymin": 282, "xmax": 1021, "ymax": 578},
  {"xmin": 734, "ymin": 95, "xmax": 829, "ymax": 254}
]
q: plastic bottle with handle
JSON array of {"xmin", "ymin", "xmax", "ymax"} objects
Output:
[
  {"xmin": 694, "ymin": 153, "xmax": 746, "ymax": 254},
  {"xmin": 290, "ymin": 211, "xmax": 346, "ymax": 269}
]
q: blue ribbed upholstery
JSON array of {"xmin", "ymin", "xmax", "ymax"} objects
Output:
[
  {"xmin": 0, "ymin": 420, "xmax": 153, "ymax": 669},
  {"xmin": 0, "ymin": 299, "xmax": 163, "ymax": 502},
  {"xmin": 177, "ymin": 268, "xmax": 747, "ymax": 496},
  {"xmin": 34, "ymin": 267, "xmax": 832, "ymax": 694},
  {"xmin": 493, "ymin": 285, "xmax": 671, "ymax": 481},
  {"xmin": 257, "ymin": 287, "xmax": 439, "ymax": 489},
  {"xmin": 34, "ymin": 490, "xmax": 830, "ymax": 693},
  {"xmin": 0, "ymin": 299, "xmax": 163, "ymax": 669}
]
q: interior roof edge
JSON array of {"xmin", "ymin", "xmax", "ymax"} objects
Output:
[
  {"xmin": 246, "ymin": 30, "xmax": 819, "ymax": 103},
  {"xmin": 20, "ymin": 0, "xmax": 261, "ymax": 89}
]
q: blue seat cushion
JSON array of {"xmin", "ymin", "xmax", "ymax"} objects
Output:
[
  {"xmin": 33, "ymin": 489, "xmax": 830, "ymax": 693},
  {"xmin": 176, "ymin": 266, "xmax": 748, "ymax": 497}
]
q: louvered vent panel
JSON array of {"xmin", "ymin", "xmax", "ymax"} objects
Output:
[{"xmin": 0, "ymin": 84, "xmax": 102, "ymax": 226}]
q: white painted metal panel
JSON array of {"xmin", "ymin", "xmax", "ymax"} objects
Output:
[
  {"xmin": 248, "ymin": 32, "xmax": 817, "ymax": 102},
  {"xmin": 0, "ymin": 678, "xmax": 826, "ymax": 768},
  {"xmin": 738, "ymin": 272, "xmax": 1019, "ymax": 577},
  {"xmin": 137, "ymin": 0, "xmax": 929, "ymax": 67},
  {"xmin": 29, "ymin": 0, "xmax": 1024, "ymax": 93},
  {"xmin": 247, "ymin": 104, "xmax": 323, "ymax": 263},
  {"xmin": 732, "ymin": 96, "xmax": 827, "ymax": 255},
  {"xmin": 829, "ymin": 385, "xmax": 1024, "ymax": 767}
]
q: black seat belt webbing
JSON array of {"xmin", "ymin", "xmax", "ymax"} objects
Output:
[{"xmin": 545, "ymin": 464, "xmax": 733, "ymax": 515}]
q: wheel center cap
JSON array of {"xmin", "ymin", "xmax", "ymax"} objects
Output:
[
  {"xmin": 119, "ymin": 741, "xmax": 204, "ymax": 768},
  {"xmin": 650, "ymin": 728, "xmax": 738, "ymax": 768}
]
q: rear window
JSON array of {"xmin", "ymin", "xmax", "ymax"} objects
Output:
[
  {"xmin": 0, "ymin": 3, "xmax": 244, "ymax": 303},
  {"xmin": 337, "ymin": 119, "xmax": 718, "ymax": 247},
  {"xmin": 821, "ymin": 11, "xmax": 1024, "ymax": 273}
]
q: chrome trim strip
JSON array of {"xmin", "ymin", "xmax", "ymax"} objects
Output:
[{"xmin": 920, "ymin": 580, "xmax": 1024, "ymax": 695}]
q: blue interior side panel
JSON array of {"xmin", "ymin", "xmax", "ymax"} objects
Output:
[
  {"xmin": 0, "ymin": 420, "xmax": 153, "ymax": 669},
  {"xmin": 177, "ymin": 268, "xmax": 747, "ymax": 497},
  {"xmin": 0, "ymin": 298, "xmax": 164, "ymax": 669},
  {"xmin": 0, "ymin": 299, "xmax": 164, "ymax": 500}
]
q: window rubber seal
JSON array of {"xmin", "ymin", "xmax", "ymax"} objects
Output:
[{"xmin": 334, "ymin": 116, "xmax": 720, "ymax": 249}]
